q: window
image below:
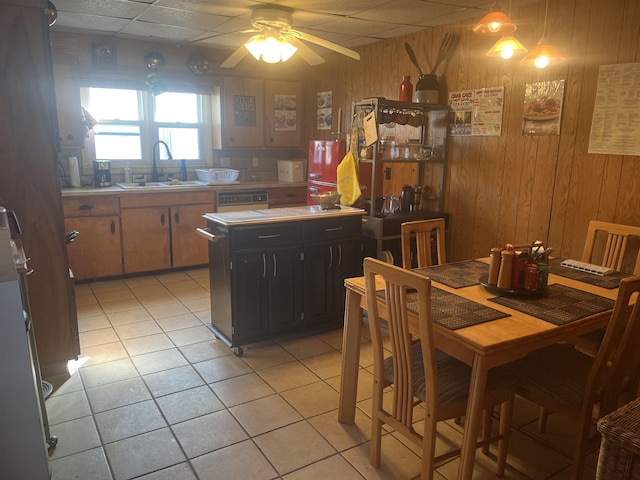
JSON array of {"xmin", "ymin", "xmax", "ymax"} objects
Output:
[{"xmin": 81, "ymin": 87, "xmax": 211, "ymax": 166}]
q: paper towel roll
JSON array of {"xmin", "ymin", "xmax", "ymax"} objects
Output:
[{"xmin": 68, "ymin": 157, "xmax": 81, "ymax": 187}]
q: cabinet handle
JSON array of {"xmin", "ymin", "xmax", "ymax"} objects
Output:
[
  {"xmin": 258, "ymin": 234, "xmax": 281, "ymax": 239},
  {"xmin": 308, "ymin": 173, "xmax": 319, "ymax": 180},
  {"xmin": 110, "ymin": 220, "xmax": 115, "ymax": 234},
  {"xmin": 174, "ymin": 211, "xmax": 180, "ymax": 224},
  {"xmin": 262, "ymin": 253, "xmax": 266, "ymax": 278},
  {"xmin": 196, "ymin": 228, "xmax": 225, "ymax": 243},
  {"xmin": 385, "ymin": 167, "xmax": 392, "ymax": 180},
  {"xmin": 161, "ymin": 213, "xmax": 165, "ymax": 225},
  {"xmin": 325, "ymin": 227, "xmax": 344, "ymax": 232},
  {"xmin": 79, "ymin": 204, "xmax": 93, "ymax": 211},
  {"xmin": 329, "ymin": 245, "xmax": 333, "ymax": 269},
  {"xmin": 338, "ymin": 244, "xmax": 342, "ymax": 266},
  {"xmin": 272, "ymin": 253, "xmax": 277, "ymax": 278}
]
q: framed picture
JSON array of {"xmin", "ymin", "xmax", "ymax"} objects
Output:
[{"xmin": 92, "ymin": 42, "xmax": 116, "ymax": 70}]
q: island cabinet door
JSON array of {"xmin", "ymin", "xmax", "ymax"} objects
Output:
[
  {"xmin": 302, "ymin": 241, "xmax": 333, "ymax": 326},
  {"xmin": 267, "ymin": 244, "xmax": 303, "ymax": 335},
  {"xmin": 231, "ymin": 249, "xmax": 271, "ymax": 344}
]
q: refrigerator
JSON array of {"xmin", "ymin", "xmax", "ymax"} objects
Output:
[{"xmin": 307, "ymin": 140, "xmax": 380, "ymax": 210}]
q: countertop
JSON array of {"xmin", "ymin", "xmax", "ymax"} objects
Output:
[
  {"xmin": 204, "ymin": 206, "xmax": 366, "ymax": 226},
  {"xmin": 61, "ymin": 180, "xmax": 308, "ymax": 197}
]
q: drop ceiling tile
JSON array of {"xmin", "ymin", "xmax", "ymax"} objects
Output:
[
  {"xmin": 53, "ymin": 12, "xmax": 131, "ymax": 32},
  {"xmin": 375, "ymin": 25, "xmax": 431, "ymax": 39},
  {"xmin": 54, "ymin": 0, "xmax": 149, "ymax": 19},
  {"xmin": 154, "ymin": 0, "xmax": 257, "ymax": 17},
  {"xmin": 353, "ymin": 0, "xmax": 464, "ymax": 25},
  {"xmin": 196, "ymin": 33, "xmax": 253, "ymax": 49},
  {"xmin": 277, "ymin": 0, "xmax": 391, "ymax": 16},
  {"xmin": 120, "ymin": 20, "xmax": 205, "ymax": 41},
  {"xmin": 137, "ymin": 6, "xmax": 230, "ymax": 30},
  {"xmin": 309, "ymin": 17, "xmax": 394, "ymax": 37}
]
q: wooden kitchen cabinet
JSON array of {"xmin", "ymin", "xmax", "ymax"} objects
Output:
[
  {"xmin": 120, "ymin": 191, "xmax": 213, "ymax": 274},
  {"xmin": 268, "ymin": 186, "xmax": 307, "ymax": 207},
  {"xmin": 63, "ymin": 197, "xmax": 123, "ymax": 280},
  {"xmin": 52, "ymin": 63, "xmax": 85, "ymax": 149},
  {"xmin": 215, "ymin": 76, "xmax": 301, "ymax": 149}
]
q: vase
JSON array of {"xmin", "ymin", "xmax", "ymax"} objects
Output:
[{"xmin": 415, "ymin": 73, "xmax": 439, "ymax": 104}]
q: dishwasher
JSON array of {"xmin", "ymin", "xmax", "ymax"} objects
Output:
[{"xmin": 216, "ymin": 190, "xmax": 269, "ymax": 212}]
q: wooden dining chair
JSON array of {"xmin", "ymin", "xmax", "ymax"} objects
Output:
[
  {"xmin": 582, "ymin": 220, "xmax": 640, "ymax": 275},
  {"xmin": 363, "ymin": 257, "xmax": 516, "ymax": 479},
  {"xmin": 513, "ymin": 275, "xmax": 640, "ymax": 480},
  {"xmin": 401, "ymin": 218, "xmax": 447, "ymax": 270}
]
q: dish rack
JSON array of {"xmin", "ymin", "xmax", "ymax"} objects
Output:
[{"xmin": 195, "ymin": 168, "xmax": 239, "ymax": 183}]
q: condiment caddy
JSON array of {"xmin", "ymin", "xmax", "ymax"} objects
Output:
[{"xmin": 485, "ymin": 241, "xmax": 553, "ymax": 294}]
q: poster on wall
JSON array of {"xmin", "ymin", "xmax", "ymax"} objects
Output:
[
  {"xmin": 522, "ymin": 80, "xmax": 565, "ymax": 136},
  {"xmin": 233, "ymin": 95, "xmax": 257, "ymax": 127},
  {"xmin": 274, "ymin": 94, "xmax": 297, "ymax": 131},
  {"xmin": 588, "ymin": 63, "xmax": 640, "ymax": 156},
  {"xmin": 317, "ymin": 91, "xmax": 332, "ymax": 130},
  {"xmin": 448, "ymin": 87, "xmax": 503, "ymax": 136}
]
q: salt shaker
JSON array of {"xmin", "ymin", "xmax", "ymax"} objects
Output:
[
  {"xmin": 487, "ymin": 247, "xmax": 502, "ymax": 286},
  {"xmin": 497, "ymin": 250, "xmax": 514, "ymax": 290}
]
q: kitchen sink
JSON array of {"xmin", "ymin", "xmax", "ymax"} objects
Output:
[{"xmin": 116, "ymin": 180, "xmax": 206, "ymax": 189}]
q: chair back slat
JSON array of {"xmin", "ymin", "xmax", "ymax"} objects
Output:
[
  {"xmin": 401, "ymin": 218, "xmax": 447, "ymax": 269},
  {"xmin": 585, "ymin": 276, "xmax": 640, "ymax": 416},
  {"xmin": 582, "ymin": 221, "xmax": 640, "ymax": 275},
  {"xmin": 364, "ymin": 257, "xmax": 434, "ymax": 429}
]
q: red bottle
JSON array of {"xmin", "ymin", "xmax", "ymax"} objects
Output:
[{"xmin": 399, "ymin": 75, "xmax": 413, "ymax": 102}]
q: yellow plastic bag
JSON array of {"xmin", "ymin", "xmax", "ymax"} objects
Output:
[{"xmin": 337, "ymin": 150, "xmax": 362, "ymax": 206}]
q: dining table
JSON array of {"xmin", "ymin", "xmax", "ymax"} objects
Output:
[{"xmin": 338, "ymin": 257, "xmax": 626, "ymax": 480}]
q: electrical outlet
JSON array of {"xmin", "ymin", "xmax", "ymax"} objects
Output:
[
  {"xmin": 252, "ymin": 157, "xmax": 259, "ymax": 168},
  {"xmin": 221, "ymin": 157, "xmax": 230, "ymax": 167}
]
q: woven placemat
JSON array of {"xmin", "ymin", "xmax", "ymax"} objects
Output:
[
  {"xmin": 413, "ymin": 260, "xmax": 489, "ymax": 289},
  {"xmin": 399, "ymin": 287, "xmax": 509, "ymax": 330},
  {"xmin": 548, "ymin": 258, "xmax": 629, "ymax": 289},
  {"xmin": 488, "ymin": 284, "xmax": 615, "ymax": 326}
]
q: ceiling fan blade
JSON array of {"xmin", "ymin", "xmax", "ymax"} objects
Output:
[
  {"xmin": 286, "ymin": 37, "xmax": 325, "ymax": 65},
  {"xmin": 290, "ymin": 29, "xmax": 360, "ymax": 61},
  {"xmin": 220, "ymin": 44, "xmax": 249, "ymax": 68}
]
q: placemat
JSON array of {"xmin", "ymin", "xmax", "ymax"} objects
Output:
[
  {"xmin": 549, "ymin": 258, "xmax": 629, "ymax": 289},
  {"xmin": 378, "ymin": 286, "xmax": 510, "ymax": 330},
  {"xmin": 488, "ymin": 284, "xmax": 615, "ymax": 326},
  {"xmin": 413, "ymin": 260, "xmax": 489, "ymax": 289}
]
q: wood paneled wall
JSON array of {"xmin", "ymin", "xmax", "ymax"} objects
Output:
[{"xmin": 301, "ymin": 0, "xmax": 640, "ymax": 263}]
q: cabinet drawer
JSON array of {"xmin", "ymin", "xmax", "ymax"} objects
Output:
[
  {"xmin": 268, "ymin": 187, "xmax": 307, "ymax": 207},
  {"xmin": 120, "ymin": 191, "xmax": 214, "ymax": 208},
  {"xmin": 231, "ymin": 223, "xmax": 302, "ymax": 250},
  {"xmin": 303, "ymin": 216, "xmax": 362, "ymax": 241},
  {"xmin": 63, "ymin": 197, "xmax": 120, "ymax": 217}
]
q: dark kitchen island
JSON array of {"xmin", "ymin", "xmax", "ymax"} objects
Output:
[{"xmin": 200, "ymin": 206, "xmax": 365, "ymax": 356}]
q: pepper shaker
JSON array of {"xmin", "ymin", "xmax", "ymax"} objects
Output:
[
  {"xmin": 487, "ymin": 247, "xmax": 502, "ymax": 286},
  {"xmin": 497, "ymin": 250, "xmax": 514, "ymax": 290}
]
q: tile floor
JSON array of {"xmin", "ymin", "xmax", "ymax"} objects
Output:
[{"xmin": 45, "ymin": 267, "xmax": 599, "ymax": 480}]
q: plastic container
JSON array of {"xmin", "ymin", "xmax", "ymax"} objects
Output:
[
  {"xmin": 195, "ymin": 168, "xmax": 239, "ymax": 183},
  {"xmin": 277, "ymin": 160, "xmax": 305, "ymax": 183}
]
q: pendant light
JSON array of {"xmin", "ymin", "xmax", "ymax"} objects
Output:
[
  {"xmin": 520, "ymin": 0, "xmax": 565, "ymax": 68},
  {"xmin": 486, "ymin": 35, "xmax": 528, "ymax": 59},
  {"xmin": 472, "ymin": 2, "xmax": 516, "ymax": 36},
  {"xmin": 47, "ymin": 1, "xmax": 58, "ymax": 26}
]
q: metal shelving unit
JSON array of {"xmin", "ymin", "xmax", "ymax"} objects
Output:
[{"xmin": 351, "ymin": 98, "xmax": 450, "ymax": 264}]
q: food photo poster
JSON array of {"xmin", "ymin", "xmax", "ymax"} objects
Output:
[
  {"xmin": 317, "ymin": 91, "xmax": 332, "ymax": 130},
  {"xmin": 522, "ymin": 80, "xmax": 565, "ymax": 136}
]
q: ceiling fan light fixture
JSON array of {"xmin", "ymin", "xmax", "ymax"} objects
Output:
[
  {"xmin": 520, "ymin": 43, "xmax": 564, "ymax": 68},
  {"xmin": 473, "ymin": 9, "xmax": 516, "ymax": 36},
  {"xmin": 486, "ymin": 35, "xmax": 528, "ymax": 59},
  {"xmin": 245, "ymin": 32, "xmax": 297, "ymax": 64}
]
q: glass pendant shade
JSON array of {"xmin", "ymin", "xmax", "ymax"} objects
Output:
[
  {"xmin": 520, "ymin": 43, "xmax": 564, "ymax": 68},
  {"xmin": 473, "ymin": 10, "xmax": 517, "ymax": 36},
  {"xmin": 486, "ymin": 35, "xmax": 528, "ymax": 59},
  {"xmin": 245, "ymin": 32, "xmax": 297, "ymax": 64}
]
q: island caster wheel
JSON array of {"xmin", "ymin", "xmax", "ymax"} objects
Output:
[
  {"xmin": 234, "ymin": 346, "xmax": 244, "ymax": 357},
  {"xmin": 47, "ymin": 435, "xmax": 58, "ymax": 449}
]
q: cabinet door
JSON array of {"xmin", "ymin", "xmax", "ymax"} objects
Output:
[
  {"xmin": 64, "ymin": 216, "xmax": 122, "ymax": 280},
  {"xmin": 268, "ymin": 244, "xmax": 303, "ymax": 335},
  {"xmin": 302, "ymin": 241, "xmax": 333, "ymax": 326},
  {"xmin": 221, "ymin": 76, "xmax": 264, "ymax": 148},
  {"xmin": 268, "ymin": 186, "xmax": 307, "ymax": 208},
  {"xmin": 264, "ymin": 80, "xmax": 301, "ymax": 148},
  {"xmin": 232, "ymin": 249, "xmax": 270, "ymax": 343},
  {"xmin": 52, "ymin": 63, "xmax": 84, "ymax": 149},
  {"xmin": 333, "ymin": 238, "xmax": 362, "ymax": 317},
  {"xmin": 171, "ymin": 203, "xmax": 210, "ymax": 267},
  {"xmin": 381, "ymin": 162, "xmax": 418, "ymax": 198},
  {"xmin": 121, "ymin": 207, "xmax": 171, "ymax": 273}
]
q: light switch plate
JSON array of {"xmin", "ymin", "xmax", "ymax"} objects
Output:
[{"xmin": 252, "ymin": 157, "xmax": 259, "ymax": 167}]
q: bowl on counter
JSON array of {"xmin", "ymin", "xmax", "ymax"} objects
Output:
[{"xmin": 310, "ymin": 191, "xmax": 341, "ymax": 209}]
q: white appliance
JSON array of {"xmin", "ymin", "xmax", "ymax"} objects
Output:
[{"xmin": 0, "ymin": 207, "xmax": 52, "ymax": 479}]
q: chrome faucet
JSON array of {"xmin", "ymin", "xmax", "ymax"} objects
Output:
[{"xmin": 152, "ymin": 140, "xmax": 173, "ymax": 182}]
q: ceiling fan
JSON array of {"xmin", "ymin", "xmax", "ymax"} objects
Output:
[{"xmin": 220, "ymin": 6, "xmax": 361, "ymax": 68}]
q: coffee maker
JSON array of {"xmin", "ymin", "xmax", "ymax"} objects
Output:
[{"xmin": 93, "ymin": 160, "xmax": 112, "ymax": 187}]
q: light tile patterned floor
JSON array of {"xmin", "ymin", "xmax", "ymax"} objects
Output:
[{"xmin": 46, "ymin": 268, "xmax": 598, "ymax": 479}]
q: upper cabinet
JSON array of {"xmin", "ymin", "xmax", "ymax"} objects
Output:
[
  {"xmin": 52, "ymin": 63, "xmax": 85, "ymax": 149},
  {"xmin": 214, "ymin": 76, "xmax": 301, "ymax": 149}
]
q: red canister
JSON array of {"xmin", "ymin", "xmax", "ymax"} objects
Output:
[{"xmin": 523, "ymin": 263, "xmax": 539, "ymax": 291}]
